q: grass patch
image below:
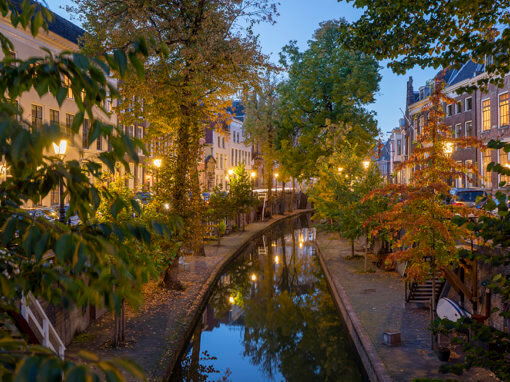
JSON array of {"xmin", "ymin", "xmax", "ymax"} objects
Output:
[{"xmin": 73, "ymin": 332, "xmax": 95, "ymax": 343}]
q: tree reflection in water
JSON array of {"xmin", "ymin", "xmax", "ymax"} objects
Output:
[{"xmin": 174, "ymin": 215, "xmax": 366, "ymax": 381}]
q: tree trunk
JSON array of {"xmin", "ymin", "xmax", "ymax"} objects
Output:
[
  {"xmin": 120, "ymin": 300, "xmax": 125, "ymax": 342},
  {"xmin": 364, "ymin": 235, "xmax": 369, "ymax": 272},
  {"xmin": 162, "ymin": 260, "xmax": 184, "ymax": 290}
]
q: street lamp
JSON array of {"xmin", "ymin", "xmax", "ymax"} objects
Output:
[
  {"xmin": 250, "ymin": 171, "xmax": 256, "ymax": 179},
  {"xmin": 338, "ymin": 167, "xmax": 344, "ymax": 172},
  {"xmin": 362, "ymin": 161, "xmax": 370, "ymax": 170},
  {"xmin": 153, "ymin": 158, "xmax": 162, "ymax": 168},
  {"xmin": 444, "ymin": 142, "xmax": 454, "ymax": 155},
  {"xmin": 53, "ymin": 139, "xmax": 68, "ymax": 223},
  {"xmin": 228, "ymin": 168, "xmax": 234, "ymax": 176},
  {"xmin": 250, "ymin": 273, "xmax": 257, "ymax": 282}
]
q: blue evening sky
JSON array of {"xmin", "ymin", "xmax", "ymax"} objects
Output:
[{"xmin": 45, "ymin": 0, "xmax": 438, "ymax": 137}]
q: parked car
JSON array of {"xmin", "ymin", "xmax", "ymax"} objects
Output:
[
  {"xmin": 25, "ymin": 207, "xmax": 59, "ymax": 222},
  {"xmin": 447, "ymin": 188, "xmax": 487, "ymax": 208}
]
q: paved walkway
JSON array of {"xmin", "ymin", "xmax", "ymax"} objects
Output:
[
  {"xmin": 316, "ymin": 230, "xmax": 498, "ymax": 382},
  {"xmin": 66, "ymin": 211, "xmax": 308, "ymax": 381}
]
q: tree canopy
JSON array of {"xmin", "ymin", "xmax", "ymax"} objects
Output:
[
  {"xmin": 341, "ymin": 0, "xmax": 510, "ymax": 89},
  {"xmin": 277, "ymin": 20, "xmax": 380, "ymax": 179}
]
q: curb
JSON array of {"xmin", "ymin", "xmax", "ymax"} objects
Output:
[
  {"xmin": 315, "ymin": 241, "xmax": 393, "ymax": 382},
  {"xmin": 163, "ymin": 209, "xmax": 313, "ymax": 381}
]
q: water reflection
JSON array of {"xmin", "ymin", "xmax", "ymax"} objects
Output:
[{"xmin": 172, "ymin": 215, "xmax": 366, "ymax": 381}]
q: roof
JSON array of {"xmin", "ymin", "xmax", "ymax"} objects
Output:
[
  {"xmin": 227, "ymin": 100, "xmax": 245, "ymax": 121},
  {"xmin": 12, "ymin": 0, "xmax": 85, "ymax": 45}
]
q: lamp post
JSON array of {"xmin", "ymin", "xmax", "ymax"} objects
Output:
[
  {"xmin": 250, "ymin": 171, "xmax": 256, "ymax": 192},
  {"xmin": 52, "ymin": 139, "xmax": 68, "ymax": 223}
]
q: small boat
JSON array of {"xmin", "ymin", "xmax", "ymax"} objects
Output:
[{"xmin": 436, "ymin": 297, "xmax": 471, "ymax": 322}]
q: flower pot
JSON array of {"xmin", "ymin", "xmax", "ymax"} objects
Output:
[{"xmin": 436, "ymin": 348, "xmax": 451, "ymax": 362}]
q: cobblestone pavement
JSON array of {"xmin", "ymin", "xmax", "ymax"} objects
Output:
[
  {"xmin": 66, "ymin": 211, "xmax": 307, "ymax": 381},
  {"xmin": 316, "ymin": 230, "xmax": 499, "ymax": 382}
]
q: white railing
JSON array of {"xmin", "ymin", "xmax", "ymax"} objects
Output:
[{"xmin": 21, "ymin": 292, "xmax": 65, "ymax": 359}]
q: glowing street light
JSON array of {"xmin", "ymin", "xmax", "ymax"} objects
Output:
[
  {"xmin": 153, "ymin": 158, "xmax": 162, "ymax": 168},
  {"xmin": 274, "ymin": 172, "xmax": 279, "ymax": 179},
  {"xmin": 164, "ymin": 203, "xmax": 170, "ymax": 210},
  {"xmin": 229, "ymin": 296, "xmax": 235, "ymax": 304},
  {"xmin": 338, "ymin": 167, "xmax": 344, "ymax": 172},
  {"xmin": 250, "ymin": 273, "xmax": 257, "ymax": 281},
  {"xmin": 274, "ymin": 255, "xmax": 280, "ymax": 264},
  {"xmin": 52, "ymin": 139, "xmax": 67, "ymax": 156},
  {"xmin": 362, "ymin": 161, "xmax": 370, "ymax": 170},
  {"xmin": 250, "ymin": 171, "xmax": 256, "ymax": 178},
  {"xmin": 228, "ymin": 169, "xmax": 234, "ymax": 176},
  {"xmin": 52, "ymin": 139, "xmax": 68, "ymax": 223},
  {"xmin": 444, "ymin": 142, "xmax": 454, "ymax": 155}
]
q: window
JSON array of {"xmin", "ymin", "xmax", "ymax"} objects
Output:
[
  {"xmin": 465, "ymin": 160, "xmax": 474, "ymax": 188},
  {"xmin": 482, "ymin": 150, "xmax": 493, "ymax": 188},
  {"xmin": 419, "ymin": 115, "xmax": 424, "ymax": 136},
  {"xmin": 231, "ymin": 149, "xmax": 234, "ymax": 166},
  {"xmin": 218, "ymin": 136, "xmax": 220, "ymax": 147},
  {"xmin": 64, "ymin": 76, "xmax": 73, "ymax": 99},
  {"xmin": 96, "ymin": 133, "xmax": 102, "ymax": 151},
  {"xmin": 455, "ymin": 123, "xmax": 462, "ymax": 138},
  {"xmin": 456, "ymin": 101, "xmax": 462, "ymax": 114},
  {"xmin": 66, "ymin": 113, "xmax": 74, "ymax": 135},
  {"xmin": 32, "ymin": 104, "xmax": 42, "ymax": 128},
  {"xmin": 49, "ymin": 109, "xmax": 59, "ymax": 127},
  {"xmin": 465, "ymin": 97, "xmax": 472, "ymax": 111},
  {"xmin": 215, "ymin": 154, "xmax": 219, "ymax": 169},
  {"xmin": 500, "ymin": 149, "xmax": 510, "ymax": 185},
  {"xmin": 222, "ymin": 137, "xmax": 225, "ymax": 148},
  {"xmin": 447, "ymin": 104, "xmax": 453, "ymax": 117},
  {"xmin": 465, "ymin": 121, "xmax": 473, "ymax": 137},
  {"xmin": 499, "ymin": 93, "xmax": 509, "ymax": 128},
  {"xmin": 482, "ymin": 99, "xmax": 491, "ymax": 131},
  {"xmin": 397, "ymin": 139, "xmax": 402, "ymax": 155},
  {"xmin": 82, "ymin": 119, "xmax": 89, "ymax": 148}
]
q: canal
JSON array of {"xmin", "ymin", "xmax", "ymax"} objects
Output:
[{"xmin": 172, "ymin": 214, "xmax": 367, "ymax": 381}]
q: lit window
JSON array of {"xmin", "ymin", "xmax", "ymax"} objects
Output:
[
  {"xmin": 482, "ymin": 150, "xmax": 493, "ymax": 188},
  {"xmin": 500, "ymin": 149, "xmax": 510, "ymax": 185},
  {"xmin": 482, "ymin": 99, "xmax": 491, "ymax": 131},
  {"xmin": 499, "ymin": 93, "xmax": 509, "ymax": 128},
  {"xmin": 64, "ymin": 76, "xmax": 73, "ymax": 99},
  {"xmin": 66, "ymin": 114, "xmax": 74, "ymax": 135},
  {"xmin": 447, "ymin": 104, "xmax": 453, "ymax": 117}
]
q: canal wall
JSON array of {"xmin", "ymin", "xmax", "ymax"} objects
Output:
[
  {"xmin": 315, "ymin": 242, "xmax": 392, "ymax": 382},
  {"xmin": 164, "ymin": 209, "xmax": 313, "ymax": 381}
]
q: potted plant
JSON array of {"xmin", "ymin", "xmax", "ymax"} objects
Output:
[{"xmin": 431, "ymin": 318, "xmax": 455, "ymax": 362}]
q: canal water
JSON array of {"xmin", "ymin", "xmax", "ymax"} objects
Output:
[{"xmin": 172, "ymin": 215, "xmax": 367, "ymax": 381}]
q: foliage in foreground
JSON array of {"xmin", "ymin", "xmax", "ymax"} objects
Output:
[{"xmin": 0, "ymin": 1, "xmax": 173, "ymax": 379}]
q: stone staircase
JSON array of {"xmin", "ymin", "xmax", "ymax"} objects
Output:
[{"xmin": 406, "ymin": 276, "xmax": 445, "ymax": 304}]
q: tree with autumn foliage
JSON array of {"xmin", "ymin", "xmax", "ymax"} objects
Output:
[
  {"xmin": 367, "ymin": 78, "xmax": 483, "ymax": 312},
  {"xmin": 72, "ymin": 0, "xmax": 277, "ymax": 288}
]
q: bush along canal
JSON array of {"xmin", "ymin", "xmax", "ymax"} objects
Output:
[{"xmin": 170, "ymin": 214, "xmax": 367, "ymax": 381}]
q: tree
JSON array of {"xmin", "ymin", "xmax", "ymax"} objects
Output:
[
  {"xmin": 309, "ymin": 143, "xmax": 385, "ymax": 271},
  {"xmin": 341, "ymin": 0, "xmax": 510, "ymax": 89},
  {"xmin": 0, "ymin": 1, "xmax": 168, "ymax": 379},
  {"xmin": 277, "ymin": 19, "xmax": 381, "ymax": 180},
  {"xmin": 243, "ymin": 71, "xmax": 280, "ymax": 218},
  {"xmin": 367, "ymin": 78, "xmax": 482, "ymax": 323},
  {"xmin": 72, "ymin": 0, "xmax": 277, "ymax": 288},
  {"xmin": 206, "ymin": 187, "xmax": 231, "ymax": 246},
  {"xmin": 228, "ymin": 164, "xmax": 258, "ymax": 231}
]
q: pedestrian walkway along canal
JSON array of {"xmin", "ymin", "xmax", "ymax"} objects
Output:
[{"xmin": 170, "ymin": 214, "xmax": 367, "ymax": 381}]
